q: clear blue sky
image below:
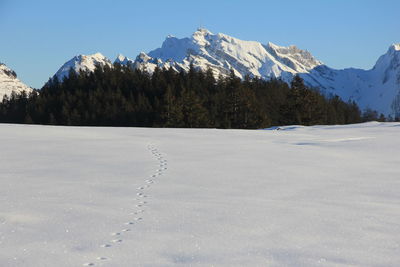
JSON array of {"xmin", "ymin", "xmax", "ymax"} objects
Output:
[{"xmin": 1, "ymin": 0, "xmax": 399, "ymax": 88}]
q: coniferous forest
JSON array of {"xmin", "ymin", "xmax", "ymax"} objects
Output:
[{"xmin": 0, "ymin": 64, "xmax": 384, "ymax": 128}]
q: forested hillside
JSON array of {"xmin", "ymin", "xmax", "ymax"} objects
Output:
[{"xmin": 0, "ymin": 64, "xmax": 382, "ymax": 128}]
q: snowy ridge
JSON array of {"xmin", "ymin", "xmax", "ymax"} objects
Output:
[
  {"xmin": 0, "ymin": 63, "xmax": 32, "ymax": 99},
  {"xmin": 54, "ymin": 53, "xmax": 112, "ymax": 81},
  {"xmin": 144, "ymin": 28, "xmax": 323, "ymax": 80},
  {"xmin": 304, "ymin": 44, "xmax": 400, "ymax": 117},
  {"xmin": 51, "ymin": 29, "xmax": 400, "ymax": 116},
  {"xmin": 114, "ymin": 54, "xmax": 134, "ymax": 66},
  {"xmin": 142, "ymin": 29, "xmax": 321, "ymax": 81}
]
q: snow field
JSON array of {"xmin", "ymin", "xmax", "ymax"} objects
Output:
[{"xmin": 0, "ymin": 122, "xmax": 399, "ymax": 266}]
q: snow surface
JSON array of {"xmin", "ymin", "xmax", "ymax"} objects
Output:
[
  {"xmin": 1, "ymin": 123, "xmax": 400, "ymax": 266},
  {"xmin": 0, "ymin": 63, "xmax": 32, "ymax": 99}
]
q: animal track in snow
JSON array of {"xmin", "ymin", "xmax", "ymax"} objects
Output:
[
  {"xmin": 136, "ymin": 192, "xmax": 147, "ymax": 198},
  {"xmin": 83, "ymin": 144, "xmax": 167, "ymax": 266}
]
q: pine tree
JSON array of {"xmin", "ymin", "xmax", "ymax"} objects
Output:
[{"xmin": 181, "ymin": 87, "xmax": 208, "ymax": 128}]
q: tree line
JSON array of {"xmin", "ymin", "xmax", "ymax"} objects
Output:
[{"xmin": 0, "ymin": 64, "xmax": 386, "ymax": 128}]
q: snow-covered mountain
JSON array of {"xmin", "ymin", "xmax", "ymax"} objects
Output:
[
  {"xmin": 0, "ymin": 63, "xmax": 32, "ymax": 99},
  {"xmin": 144, "ymin": 28, "xmax": 323, "ymax": 81},
  {"xmin": 302, "ymin": 44, "xmax": 400, "ymax": 117},
  {"xmin": 114, "ymin": 54, "xmax": 134, "ymax": 66},
  {"xmin": 54, "ymin": 53, "xmax": 112, "ymax": 81},
  {"xmin": 52, "ymin": 29, "xmax": 400, "ymax": 117}
]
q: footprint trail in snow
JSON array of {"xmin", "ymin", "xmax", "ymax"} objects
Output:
[{"xmin": 82, "ymin": 144, "xmax": 167, "ymax": 266}]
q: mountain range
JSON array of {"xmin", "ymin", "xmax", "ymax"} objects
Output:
[{"xmin": 2, "ymin": 29, "xmax": 400, "ymax": 117}]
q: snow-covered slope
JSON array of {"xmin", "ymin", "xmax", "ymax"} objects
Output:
[
  {"xmin": 1, "ymin": 123, "xmax": 400, "ymax": 266},
  {"xmin": 52, "ymin": 29, "xmax": 400, "ymax": 117},
  {"xmin": 303, "ymin": 44, "xmax": 400, "ymax": 117},
  {"xmin": 0, "ymin": 63, "xmax": 32, "ymax": 99},
  {"xmin": 144, "ymin": 28, "xmax": 323, "ymax": 81},
  {"xmin": 54, "ymin": 53, "xmax": 112, "ymax": 81},
  {"xmin": 54, "ymin": 29, "xmax": 323, "ymax": 82},
  {"xmin": 114, "ymin": 54, "xmax": 134, "ymax": 66}
]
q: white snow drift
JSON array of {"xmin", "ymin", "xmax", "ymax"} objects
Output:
[{"xmin": 0, "ymin": 123, "xmax": 399, "ymax": 266}]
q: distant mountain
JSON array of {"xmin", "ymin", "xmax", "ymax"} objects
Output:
[
  {"xmin": 114, "ymin": 54, "xmax": 134, "ymax": 66},
  {"xmin": 145, "ymin": 29, "xmax": 323, "ymax": 81},
  {"xmin": 51, "ymin": 29, "xmax": 400, "ymax": 117},
  {"xmin": 0, "ymin": 63, "xmax": 32, "ymax": 98},
  {"xmin": 303, "ymin": 44, "xmax": 400, "ymax": 118},
  {"xmin": 54, "ymin": 53, "xmax": 112, "ymax": 81}
]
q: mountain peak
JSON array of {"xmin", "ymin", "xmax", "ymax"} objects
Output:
[
  {"xmin": 54, "ymin": 53, "xmax": 112, "ymax": 81},
  {"xmin": 195, "ymin": 28, "xmax": 212, "ymax": 36},
  {"xmin": 0, "ymin": 63, "xmax": 17, "ymax": 79},
  {"xmin": 116, "ymin": 54, "xmax": 125, "ymax": 61},
  {"xmin": 84, "ymin": 52, "xmax": 106, "ymax": 60},
  {"xmin": 136, "ymin": 52, "xmax": 152, "ymax": 62},
  {"xmin": 390, "ymin": 43, "xmax": 400, "ymax": 52},
  {"xmin": 373, "ymin": 43, "xmax": 400, "ymax": 70},
  {"xmin": 266, "ymin": 42, "xmax": 322, "ymax": 71},
  {"xmin": 266, "ymin": 41, "xmax": 280, "ymax": 49},
  {"xmin": 0, "ymin": 63, "xmax": 32, "ymax": 98},
  {"xmin": 114, "ymin": 54, "xmax": 134, "ymax": 65}
]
